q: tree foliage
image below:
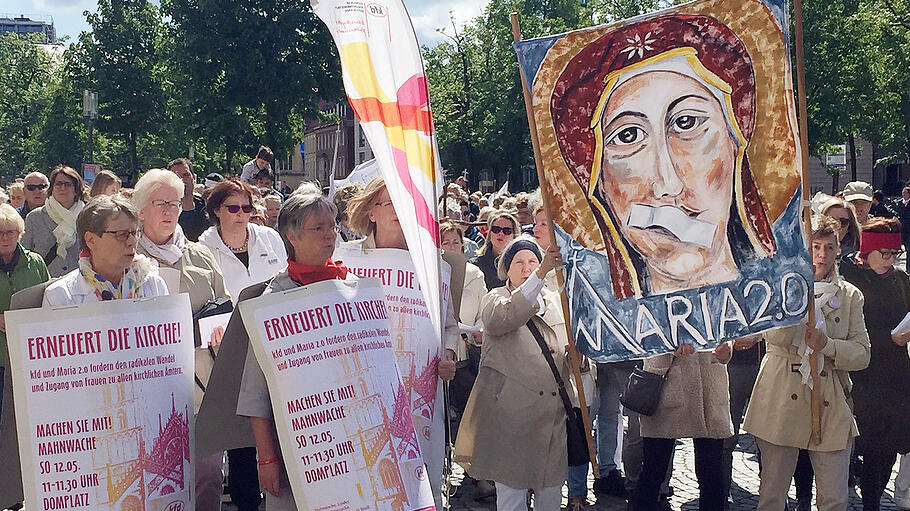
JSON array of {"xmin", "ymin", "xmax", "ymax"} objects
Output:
[{"xmin": 0, "ymin": 33, "xmax": 56, "ymax": 181}]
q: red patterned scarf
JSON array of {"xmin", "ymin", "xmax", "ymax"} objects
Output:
[{"xmin": 287, "ymin": 259, "xmax": 349, "ymax": 286}]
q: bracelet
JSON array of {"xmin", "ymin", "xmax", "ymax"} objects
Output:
[{"xmin": 257, "ymin": 457, "xmax": 278, "ymax": 466}]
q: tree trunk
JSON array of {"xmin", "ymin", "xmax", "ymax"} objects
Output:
[
  {"xmin": 128, "ymin": 130, "xmax": 138, "ymax": 185},
  {"xmin": 848, "ymin": 133, "xmax": 857, "ymax": 182}
]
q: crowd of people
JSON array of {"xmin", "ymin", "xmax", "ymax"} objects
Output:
[{"xmin": 1, "ymin": 149, "xmax": 909, "ymax": 511}]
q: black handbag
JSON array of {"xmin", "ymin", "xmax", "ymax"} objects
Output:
[
  {"xmin": 525, "ymin": 319, "xmax": 590, "ymax": 466},
  {"xmin": 619, "ymin": 357, "xmax": 676, "ymax": 416}
]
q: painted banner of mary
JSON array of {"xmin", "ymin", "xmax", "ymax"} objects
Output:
[{"xmin": 514, "ymin": 0, "xmax": 813, "ymax": 360}]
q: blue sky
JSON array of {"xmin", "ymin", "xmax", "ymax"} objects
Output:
[{"xmin": 3, "ymin": 0, "xmax": 489, "ymax": 45}]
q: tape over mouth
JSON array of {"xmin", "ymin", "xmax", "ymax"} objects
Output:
[{"xmin": 627, "ymin": 204, "xmax": 718, "ymax": 248}]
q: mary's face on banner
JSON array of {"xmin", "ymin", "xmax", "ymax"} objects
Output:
[{"xmin": 597, "ymin": 70, "xmax": 739, "ymax": 292}]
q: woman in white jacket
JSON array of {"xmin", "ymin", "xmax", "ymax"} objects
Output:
[
  {"xmin": 43, "ymin": 195, "xmax": 168, "ymax": 306},
  {"xmin": 198, "ymin": 179, "xmax": 287, "ymax": 301},
  {"xmin": 197, "ymin": 178, "xmax": 286, "ymax": 511}
]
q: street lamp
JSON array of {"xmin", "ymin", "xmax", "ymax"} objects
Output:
[{"xmin": 82, "ymin": 90, "xmax": 98, "ymax": 163}]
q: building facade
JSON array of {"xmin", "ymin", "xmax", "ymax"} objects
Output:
[
  {"xmin": 0, "ymin": 15, "xmax": 55, "ymax": 43},
  {"xmin": 275, "ymin": 102, "xmax": 374, "ymax": 190}
]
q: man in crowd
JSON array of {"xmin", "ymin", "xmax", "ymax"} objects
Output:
[
  {"xmin": 240, "ymin": 145, "xmax": 274, "ymax": 184},
  {"xmin": 166, "ymin": 158, "xmax": 209, "ymax": 241},
  {"xmin": 18, "ymin": 172, "xmax": 49, "ymax": 219},
  {"xmin": 899, "ymin": 186, "xmax": 910, "ymax": 256},
  {"xmin": 842, "ymin": 181, "xmax": 873, "ymax": 224}
]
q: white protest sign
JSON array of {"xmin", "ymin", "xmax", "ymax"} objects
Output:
[
  {"xmin": 197, "ymin": 312, "xmax": 231, "ymax": 348},
  {"xmin": 6, "ymin": 294, "xmax": 195, "ymax": 511},
  {"xmin": 333, "ymin": 245, "xmax": 451, "ymax": 492},
  {"xmin": 240, "ymin": 278, "xmax": 435, "ymax": 510}
]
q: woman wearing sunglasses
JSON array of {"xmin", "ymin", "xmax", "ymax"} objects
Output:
[
  {"xmin": 473, "ymin": 210, "xmax": 519, "ymax": 290},
  {"xmin": 840, "ymin": 216, "xmax": 910, "ymax": 510},
  {"xmin": 199, "ymin": 178, "xmax": 287, "ymax": 511},
  {"xmin": 21, "ymin": 165, "xmax": 86, "ymax": 277},
  {"xmin": 42, "ymin": 195, "xmax": 168, "ymax": 306},
  {"xmin": 199, "ymin": 179, "xmax": 287, "ymax": 303},
  {"xmin": 820, "ymin": 196, "xmax": 862, "ymax": 254}
]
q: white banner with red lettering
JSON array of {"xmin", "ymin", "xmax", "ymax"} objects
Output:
[
  {"xmin": 6, "ymin": 295, "xmax": 195, "ymax": 511},
  {"xmin": 240, "ymin": 277, "xmax": 435, "ymax": 510},
  {"xmin": 333, "ymin": 244, "xmax": 451, "ymax": 494}
]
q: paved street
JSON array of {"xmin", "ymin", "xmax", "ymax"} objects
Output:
[
  {"xmin": 216, "ymin": 430, "xmax": 908, "ymax": 511},
  {"xmin": 442, "ymin": 431, "xmax": 907, "ymax": 510}
]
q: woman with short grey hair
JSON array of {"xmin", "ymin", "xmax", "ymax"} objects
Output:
[
  {"xmin": 133, "ymin": 169, "xmax": 230, "ymax": 511},
  {"xmin": 42, "ymin": 194, "xmax": 168, "ymax": 306},
  {"xmin": 234, "ymin": 184, "xmax": 350, "ymax": 510}
]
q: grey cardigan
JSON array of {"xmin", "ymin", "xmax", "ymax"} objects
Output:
[{"xmin": 20, "ymin": 207, "xmax": 81, "ymax": 277}]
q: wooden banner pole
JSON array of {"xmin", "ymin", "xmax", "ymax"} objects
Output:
[
  {"xmin": 510, "ymin": 12, "xmax": 599, "ymax": 478},
  {"xmin": 793, "ymin": 0, "xmax": 821, "ymax": 445}
]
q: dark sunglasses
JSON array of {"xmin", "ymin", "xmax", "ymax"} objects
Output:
[
  {"xmin": 224, "ymin": 204, "xmax": 254, "ymax": 214},
  {"xmin": 490, "ymin": 225, "xmax": 514, "ymax": 235},
  {"xmin": 25, "ymin": 184, "xmax": 47, "ymax": 191},
  {"xmin": 834, "ymin": 217, "xmax": 851, "ymax": 227}
]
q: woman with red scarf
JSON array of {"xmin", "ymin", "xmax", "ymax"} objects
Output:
[
  {"xmin": 840, "ymin": 217, "xmax": 910, "ymax": 511},
  {"xmin": 236, "ymin": 185, "xmax": 351, "ymax": 510}
]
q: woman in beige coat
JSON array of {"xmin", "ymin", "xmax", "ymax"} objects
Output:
[
  {"xmin": 743, "ymin": 214, "xmax": 870, "ymax": 510},
  {"xmin": 132, "ymin": 169, "xmax": 231, "ymax": 511},
  {"xmin": 455, "ymin": 236, "xmax": 571, "ymax": 511},
  {"xmin": 630, "ymin": 340, "xmax": 734, "ymax": 510}
]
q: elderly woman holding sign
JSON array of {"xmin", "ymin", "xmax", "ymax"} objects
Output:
[
  {"xmin": 237, "ymin": 184, "xmax": 352, "ymax": 510},
  {"xmin": 42, "ymin": 195, "xmax": 168, "ymax": 307},
  {"xmin": 132, "ymin": 169, "xmax": 230, "ymax": 510},
  {"xmin": 455, "ymin": 236, "xmax": 572, "ymax": 511},
  {"xmin": 840, "ymin": 217, "xmax": 910, "ymax": 511},
  {"xmin": 743, "ymin": 214, "xmax": 869, "ymax": 511}
]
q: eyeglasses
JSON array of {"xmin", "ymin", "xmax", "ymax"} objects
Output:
[
  {"xmin": 0, "ymin": 230, "xmax": 20, "ymax": 238},
  {"xmin": 832, "ymin": 217, "xmax": 851, "ymax": 227},
  {"xmin": 876, "ymin": 249, "xmax": 904, "ymax": 259},
  {"xmin": 25, "ymin": 184, "xmax": 47, "ymax": 192},
  {"xmin": 374, "ymin": 200, "xmax": 393, "ymax": 208},
  {"xmin": 53, "ymin": 180, "xmax": 74, "ymax": 189},
  {"xmin": 150, "ymin": 200, "xmax": 182, "ymax": 211},
  {"xmin": 224, "ymin": 204, "xmax": 254, "ymax": 214},
  {"xmin": 490, "ymin": 225, "xmax": 514, "ymax": 235},
  {"xmin": 102, "ymin": 229, "xmax": 139, "ymax": 242},
  {"xmin": 302, "ymin": 224, "xmax": 341, "ymax": 235}
]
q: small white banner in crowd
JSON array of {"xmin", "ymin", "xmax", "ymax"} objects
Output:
[
  {"xmin": 6, "ymin": 294, "xmax": 195, "ymax": 511},
  {"xmin": 240, "ymin": 278, "xmax": 435, "ymax": 510}
]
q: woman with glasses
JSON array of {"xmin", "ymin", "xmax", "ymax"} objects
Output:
[
  {"xmin": 840, "ymin": 217, "xmax": 910, "ymax": 511},
  {"xmin": 235, "ymin": 184, "xmax": 352, "ymax": 510},
  {"xmin": 345, "ymin": 178, "xmax": 458, "ymax": 506},
  {"xmin": 198, "ymin": 178, "xmax": 286, "ymax": 511},
  {"xmin": 199, "ymin": 179, "xmax": 287, "ymax": 302},
  {"xmin": 473, "ymin": 211, "xmax": 519, "ymax": 290},
  {"xmin": 0, "ymin": 203, "xmax": 49, "ymax": 367},
  {"xmin": 21, "ymin": 165, "xmax": 86, "ymax": 277},
  {"xmin": 42, "ymin": 195, "xmax": 168, "ymax": 306},
  {"xmin": 820, "ymin": 196, "xmax": 862, "ymax": 254},
  {"xmin": 132, "ymin": 169, "xmax": 230, "ymax": 510}
]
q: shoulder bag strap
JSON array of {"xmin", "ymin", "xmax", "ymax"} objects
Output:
[
  {"xmin": 525, "ymin": 318, "xmax": 575, "ymax": 420},
  {"xmin": 44, "ymin": 243, "xmax": 58, "ymax": 266}
]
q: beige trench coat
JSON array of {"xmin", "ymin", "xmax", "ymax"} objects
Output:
[
  {"xmin": 454, "ymin": 284, "xmax": 574, "ymax": 489},
  {"xmin": 640, "ymin": 351, "xmax": 734, "ymax": 439},
  {"xmin": 743, "ymin": 278, "xmax": 870, "ymax": 451}
]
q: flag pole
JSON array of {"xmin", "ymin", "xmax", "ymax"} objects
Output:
[
  {"xmin": 793, "ymin": 0, "xmax": 821, "ymax": 445},
  {"xmin": 511, "ymin": 12, "xmax": 599, "ymax": 478}
]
